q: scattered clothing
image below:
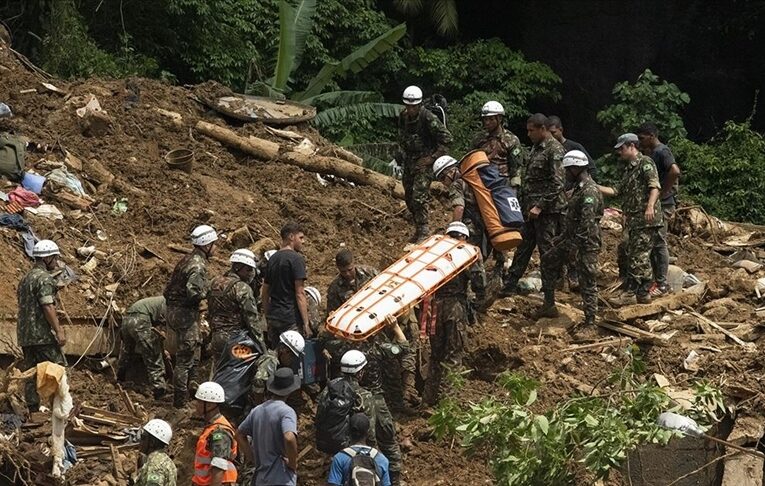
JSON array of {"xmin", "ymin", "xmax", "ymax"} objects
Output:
[
  {"xmin": 8, "ymin": 186, "xmax": 40, "ymax": 208},
  {"xmin": 0, "ymin": 212, "xmax": 27, "ymax": 230}
]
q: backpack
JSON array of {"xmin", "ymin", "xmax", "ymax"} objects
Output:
[
  {"xmin": 423, "ymin": 94, "xmax": 448, "ymax": 128},
  {"xmin": 0, "ymin": 133, "xmax": 26, "ymax": 182},
  {"xmin": 316, "ymin": 377, "xmax": 356, "ymax": 454},
  {"xmin": 342, "ymin": 447, "xmax": 380, "ymax": 486}
]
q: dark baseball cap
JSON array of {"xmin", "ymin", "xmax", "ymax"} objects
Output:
[
  {"xmin": 349, "ymin": 413, "xmax": 370, "ymax": 436},
  {"xmin": 614, "ymin": 133, "xmax": 639, "ymax": 149}
]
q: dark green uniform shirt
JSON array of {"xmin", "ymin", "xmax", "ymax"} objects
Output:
[{"xmin": 17, "ymin": 264, "xmax": 58, "ymax": 347}]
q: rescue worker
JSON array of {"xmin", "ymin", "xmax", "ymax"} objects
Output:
[
  {"xmin": 134, "ymin": 419, "xmax": 176, "ymax": 486},
  {"xmin": 472, "ymin": 101, "xmax": 525, "ymax": 186},
  {"xmin": 116, "ymin": 295, "xmax": 167, "ymax": 399},
  {"xmin": 17, "ymin": 239, "xmax": 67, "ymax": 412},
  {"xmin": 326, "ymin": 248, "xmax": 379, "ymax": 314},
  {"xmin": 253, "ymin": 330, "xmax": 305, "ymax": 402},
  {"xmin": 192, "ymin": 381, "xmax": 238, "ymax": 486},
  {"xmin": 541, "ymin": 151, "xmax": 604, "ymax": 327},
  {"xmin": 398, "ymin": 85, "xmax": 453, "ymax": 242},
  {"xmin": 425, "ymin": 222, "xmax": 470, "ymax": 405},
  {"xmin": 501, "ymin": 113, "xmax": 566, "ymax": 317},
  {"xmin": 357, "ymin": 321, "xmax": 407, "ymax": 485},
  {"xmin": 599, "ymin": 133, "xmax": 663, "ymax": 304},
  {"xmin": 208, "ymin": 249, "xmax": 263, "ymax": 358},
  {"xmin": 305, "ymin": 286, "xmax": 322, "ymax": 335},
  {"xmin": 433, "ymin": 155, "xmax": 489, "ymax": 308}
]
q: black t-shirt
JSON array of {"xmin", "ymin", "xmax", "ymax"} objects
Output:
[
  {"xmin": 264, "ymin": 249, "xmax": 307, "ymax": 326},
  {"xmin": 652, "ymin": 143, "xmax": 677, "ymax": 205},
  {"xmin": 563, "ymin": 138, "xmax": 597, "ymax": 179}
]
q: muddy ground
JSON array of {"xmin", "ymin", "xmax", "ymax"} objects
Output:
[{"xmin": 2, "ymin": 43, "xmax": 765, "ymax": 486}]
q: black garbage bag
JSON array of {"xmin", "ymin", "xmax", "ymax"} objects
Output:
[
  {"xmin": 212, "ymin": 330, "xmax": 265, "ymax": 406},
  {"xmin": 315, "ymin": 377, "xmax": 356, "ymax": 454}
]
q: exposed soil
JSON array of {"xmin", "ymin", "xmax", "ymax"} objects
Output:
[{"xmin": 2, "ymin": 43, "xmax": 765, "ymax": 486}]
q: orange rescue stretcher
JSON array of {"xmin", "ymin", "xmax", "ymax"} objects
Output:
[{"xmin": 325, "ymin": 235, "xmax": 480, "ymax": 341}]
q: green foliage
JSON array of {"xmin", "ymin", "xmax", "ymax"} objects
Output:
[
  {"xmin": 676, "ymin": 121, "xmax": 765, "ymax": 223},
  {"xmin": 273, "ymin": 0, "xmax": 318, "ymax": 91},
  {"xmin": 429, "ymin": 347, "xmax": 725, "ymax": 485},
  {"xmin": 597, "ymin": 69, "xmax": 690, "ymax": 141},
  {"xmin": 393, "ymin": 0, "xmax": 459, "ymax": 37}
]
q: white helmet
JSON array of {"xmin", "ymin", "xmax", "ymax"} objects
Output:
[
  {"xmin": 279, "ymin": 330, "xmax": 305, "ymax": 356},
  {"xmin": 230, "ymin": 248, "xmax": 257, "ymax": 268},
  {"xmin": 33, "ymin": 240, "xmax": 60, "ymax": 258},
  {"xmin": 402, "ymin": 86, "xmax": 423, "ymax": 105},
  {"xmin": 433, "ymin": 155, "xmax": 459, "ymax": 179},
  {"xmin": 190, "ymin": 225, "xmax": 218, "ymax": 247},
  {"xmin": 446, "ymin": 221, "xmax": 470, "ymax": 238},
  {"xmin": 481, "ymin": 101, "xmax": 505, "ymax": 117},
  {"xmin": 194, "ymin": 381, "xmax": 225, "ymax": 403},
  {"xmin": 143, "ymin": 419, "xmax": 173, "ymax": 445},
  {"xmin": 340, "ymin": 350, "xmax": 367, "ymax": 374},
  {"xmin": 305, "ymin": 286, "xmax": 321, "ymax": 306},
  {"xmin": 562, "ymin": 150, "xmax": 589, "ymax": 168},
  {"xmin": 264, "ymin": 249, "xmax": 277, "ymax": 261}
]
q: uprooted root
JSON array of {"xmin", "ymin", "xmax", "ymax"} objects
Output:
[{"xmin": 0, "ymin": 440, "xmax": 34, "ymax": 486}]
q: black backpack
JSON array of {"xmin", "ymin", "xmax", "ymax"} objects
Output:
[
  {"xmin": 342, "ymin": 447, "xmax": 380, "ymax": 486},
  {"xmin": 423, "ymin": 94, "xmax": 448, "ymax": 128},
  {"xmin": 316, "ymin": 377, "xmax": 356, "ymax": 454}
]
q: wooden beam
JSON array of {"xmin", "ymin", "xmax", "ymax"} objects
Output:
[
  {"xmin": 603, "ymin": 284, "xmax": 705, "ymax": 322},
  {"xmin": 564, "ymin": 337, "xmax": 631, "ymax": 352},
  {"xmin": 0, "ymin": 319, "xmax": 110, "ymax": 356},
  {"xmin": 685, "ymin": 307, "xmax": 755, "ymax": 350}
]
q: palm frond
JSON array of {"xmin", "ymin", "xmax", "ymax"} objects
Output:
[
  {"xmin": 347, "ymin": 142, "xmax": 401, "ymax": 161},
  {"xmin": 313, "ymin": 102, "xmax": 403, "ymax": 127},
  {"xmin": 431, "ymin": 0, "xmax": 459, "ymax": 37},
  {"xmin": 301, "ymin": 90, "xmax": 382, "ymax": 107},
  {"xmin": 292, "ymin": 0, "xmax": 317, "ymax": 69},
  {"xmin": 295, "ymin": 23, "xmax": 407, "ymax": 100},
  {"xmin": 273, "ymin": 0, "xmax": 317, "ymax": 91},
  {"xmin": 393, "ymin": 0, "xmax": 425, "ymax": 15}
]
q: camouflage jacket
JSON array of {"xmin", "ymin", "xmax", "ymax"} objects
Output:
[
  {"xmin": 471, "ymin": 128, "xmax": 524, "ymax": 178},
  {"xmin": 126, "ymin": 296, "xmax": 166, "ymax": 326},
  {"xmin": 436, "ymin": 268, "xmax": 469, "ymax": 300},
  {"xmin": 253, "ymin": 349, "xmax": 279, "ymax": 394},
  {"xmin": 561, "ymin": 178, "xmax": 604, "ymax": 252},
  {"xmin": 616, "ymin": 154, "xmax": 663, "ymax": 229},
  {"xmin": 208, "ymin": 271, "xmax": 260, "ymax": 337},
  {"xmin": 520, "ymin": 136, "xmax": 566, "ymax": 214},
  {"xmin": 135, "ymin": 450, "xmax": 177, "ymax": 486},
  {"xmin": 446, "ymin": 176, "xmax": 479, "ymax": 220},
  {"xmin": 358, "ymin": 335, "xmax": 410, "ymax": 396},
  {"xmin": 397, "ymin": 108, "xmax": 452, "ymax": 167},
  {"xmin": 164, "ymin": 249, "xmax": 210, "ymax": 308},
  {"xmin": 17, "ymin": 264, "xmax": 58, "ymax": 347},
  {"xmin": 326, "ymin": 266, "xmax": 379, "ymax": 314}
]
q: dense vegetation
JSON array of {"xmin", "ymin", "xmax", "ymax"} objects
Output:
[{"xmin": 2, "ymin": 1, "xmax": 765, "ymax": 220}]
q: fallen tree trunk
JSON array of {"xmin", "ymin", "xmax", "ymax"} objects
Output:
[
  {"xmin": 196, "ymin": 121, "xmax": 280, "ymax": 160},
  {"xmin": 281, "ymin": 151, "xmax": 405, "ymax": 199}
]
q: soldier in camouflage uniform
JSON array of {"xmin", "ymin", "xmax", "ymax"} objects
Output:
[
  {"xmin": 135, "ymin": 419, "xmax": 176, "ymax": 486},
  {"xmin": 208, "ymin": 249, "xmax": 263, "ymax": 359},
  {"xmin": 17, "ymin": 240, "xmax": 67, "ymax": 411},
  {"xmin": 472, "ymin": 101, "xmax": 525, "ymax": 186},
  {"xmin": 323, "ymin": 249, "xmax": 420, "ymax": 407},
  {"xmin": 305, "ymin": 286, "xmax": 322, "ymax": 335},
  {"xmin": 252, "ymin": 330, "xmax": 304, "ymax": 403},
  {"xmin": 599, "ymin": 133, "xmax": 663, "ymax": 304},
  {"xmin": 542, "ymin": 151, "xmax": 604, "ymax": 327},
  {"xmin": 501, "ymin": 114, "xmax": 567, "ymax": 319},
  {"xmin": 117, "ymin": 296, "xmax": 167, "ymax": 399},
  {"xmin": 398, "ymin": 85, "xmax": 452, "ymax": 242},
  {"xmin": 425, "ymin": 223, "xmax": 470, "ymax": 406},
  {"xmin": 357, "ymin": 322, "xmax": 408, "ymax": 486},
  {"xmin": 164, "ymin": 225, "xmax": 217, "ymax": 408}
]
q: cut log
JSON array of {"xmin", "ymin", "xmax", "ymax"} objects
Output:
[
  {"xmin": 195, "ymin": 121, "xmax": 280, "ymax": 160},
  {"xmin": 318, "ymin": 146, "xmax": 364, "ymax": 166},
  {"xmin": 602, "ymin": 283, "xmax": 705, "ymax": 322},
  {"xmin": 281, "ymin": 151, "xmax": 405, "ymax": 199},
  {"xmin": 596, "ymin": 320, "xmax": 670, "ymax": 344}
]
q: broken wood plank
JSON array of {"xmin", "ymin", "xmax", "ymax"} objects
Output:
[
  {"xmin": 110, "ymin": 443, "xmax": 126, "ymax": 482},
  {"xmin": 79, "ymin": 414, "xmax": 119, "ymax": 427},
  {"xmin": 596, "ymin": 320, "xmax": 669, "ymax": 344},
  {"xmin": 80, "ymin": 405, "xmax": 143, "ymax": 425},
  {"xmin": 117, "ymin": 384, "xmax": 138, "ymax": 417},
  {"xmin": 602, "ymin": 283, "xmax": 705, "ymax": 322},
  {"xmin": 564, "ymin": 337, "xmax": 631, "ymax": 352},
  {"xmin": 297, "ymin": 445, "xmax": 313, "ymax": 461},
  {"xmin": 685, "ymin": 306, "xmax": 755, "ymax": 349}
]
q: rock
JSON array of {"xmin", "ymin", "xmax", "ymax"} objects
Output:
[{"xmin": 80, "ymin": 109, "xmax": 113, "ymax": 137}]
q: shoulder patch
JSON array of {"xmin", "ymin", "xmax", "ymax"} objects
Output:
[
  {"xmin": 211, "ymin": 431, "xmax": 226, "ymax": 441},
  {"xmin": 642, "ymin": 164, "xmax": 652, "ymax": 172},
  {"xmin": 584, "ymin": 197, "xmax": 595, "ymax": 204},
  {"xmin": 512, "ymin": 147, "xmax": 521, "ymax": 156}
]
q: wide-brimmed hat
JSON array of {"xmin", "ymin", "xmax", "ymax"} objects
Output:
[{"xmin": 267, "ymin": 367, "xmax": 301, "ymax": 396}]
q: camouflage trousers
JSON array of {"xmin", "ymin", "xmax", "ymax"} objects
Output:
[
  {"xmin": 506, "ymin": 212, "xmax": 562, "ymax": 291},
  {"xmin": 402, "ymin": 166, "xmax": 432, "ymax": 227},
  {"xmin": 166, "ymin": 306, "xmax": 200, "ymax": 401},
  {"xmin": 372, "ymin": 393, "xmax": 402, "ymax": 474},
  {"xmin": 266, "ymin": 317, "xmax": 299, "ymax": 349},
  {"xmin": 619, "ymin": 225, "xmax": 660, "ymax": 294},
  {"xmin": 544, "ymin": 246, "xmax": 600, "ymax": 319},
  {"xmin": 464, "ymin": 214, "xmax": 488, "ymax": 301},
  {"xmin": 22, "ymin": 344, "xmax": 66, "ymax": 410},
  {"xmin": 427, "ymin": 296, "xmax": 466, "ymax": 404},
  {"xmin": 117, "ymin": 315, "xmax": 166, "ymax": 391},
  {"xmin": 650, "ymin": 204, "xmax": 675, "ymax": 287}
]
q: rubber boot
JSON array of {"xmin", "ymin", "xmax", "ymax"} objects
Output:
[
  {"xmin": 414, "ymin": 224, "xmax": 430, "ymax": 242},
  {"xmin": 534, "ymin": 290, "xmax": 559, "ymax": 319},
  {"xmin": 403, "ymin": 371, "xmax": 421, "ymax": 407},
  {"xmin": 152, "ymin": 386, "xmax": 167, "ymax": 400},
  {"xmin": 390, "ymin": 470, "xmax": 402, "ymax": 486},
  {"xmin": 584, "ymin": 314, "xmax": 595, "ymax": 327},
  {"xmin": 173, "ymin": 391, "xmax": 187, "ymax": 408},
  {"xmin": 499, "ymin": 276, "xmax": 519, "ymax": 297}
]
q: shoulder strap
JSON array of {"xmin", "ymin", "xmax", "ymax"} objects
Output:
[
  {"xmin": 369, "ymin": 448, "xmax": 378, "ymax": 459},
  {"xmin": 341, "ymin": 447, "xmax": 357, "ymax": 458}
]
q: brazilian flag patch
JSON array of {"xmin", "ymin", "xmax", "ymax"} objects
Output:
[
  {"xmin": 584, "ymin": 196, "xmax": 594, "ymax": 204},
  {"xmin": 512, "ymin": 147, "xmax": 521, "ymax": 156},
  {"xmin": 642, "ymin": 164, "xmax": 652, "ymax": 172}
]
